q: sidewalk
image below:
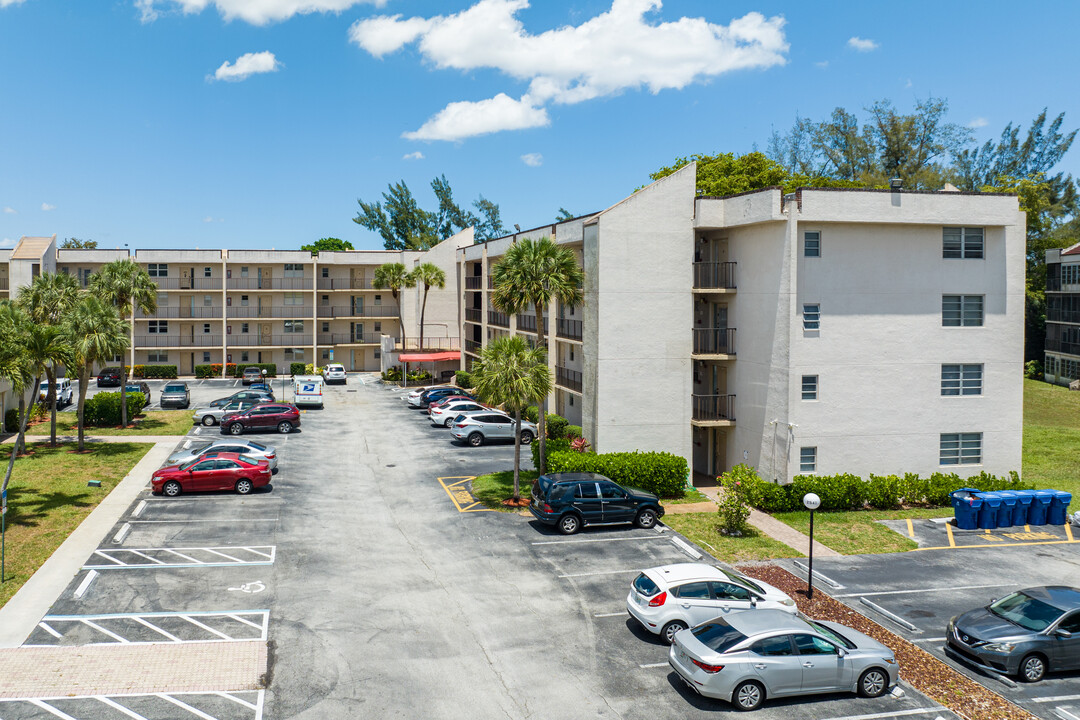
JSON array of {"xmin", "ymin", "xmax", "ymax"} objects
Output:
[{"xmin": 2, "ymin": 434, "xmax": 183, "ymax": 444}]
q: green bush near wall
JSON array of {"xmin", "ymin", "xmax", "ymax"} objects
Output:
[
  {"xmin": 546, "ymin": 449, "xmax": 688, "ymax": 499},
  {"xmin": 455, "ymin": 371, "xmax": 474, "ymax": 389},
  {"xmin": 233, "ymin": 363, "xmax": 277, "ymax": 378},
  {"xmin": 531, "ymin": 438, "xmax": 571, "ymax": 469},
  {"xmin": 139, "ymin": 365, "xmax": 178, "ymax": 379},
  {"xmin": 4, "ymin": 409, "xmax": 18, "ymax": 433},
  {"xmin": 290, "ymin": 363, "xmax": 306, "ymax": 376},
  {"xmin": 545, "ymin": 413, "xmax": 569, "ymax": 440},
  {"xmin": 564, "ymin": 425, "xmax": 582, "ymax": 439},
  {"xmin": 83, "ymin": 392, "xmax": 146, "ymax": 426}
]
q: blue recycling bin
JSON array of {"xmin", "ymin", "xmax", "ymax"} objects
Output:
[
  {"xmin": 1050, "ymin": 491, "xmax": 1073, "ymax": 526},
  {"xmin": 950, "ymin": 488, "xmax": 982, "ymax": 530},
  {"xmin": 1011, "ymin": 490, "xmax": 1033, "ymax": 526},
  {"xmin": 995, "ymin": 490, "xmax": 1018, "ymax": 528},
  {"xmin": 976, "ymin": 492, "xmax": 1001, "ymax": 530},
  {"xmin": 1029, "ymin": 490, "xmax": 1055, "ymax": 526}
]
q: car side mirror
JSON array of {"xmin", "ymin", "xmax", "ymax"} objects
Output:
[
  {"xmin": 837, "ymin": 647, "xmax": 848, "ymax": 657},
  {"xmin": 749, "ymin": 597, "xmax": 757, "ymax": 608},
  {"xmin": 1056, "ymin": 629, "xmax": 1074, "ymax": 639}
]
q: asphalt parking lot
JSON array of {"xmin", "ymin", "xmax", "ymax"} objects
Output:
[
  {"xmin": 782, "ymin": 518, "xmax": 1080, "ymax": 720},
  {"xmin": 68, "ymin": 375, "xmax": 296, "ymax": 411},
  {"xmin": 7, "ymin": 377, "xmax": 964, "ymax": 719}
]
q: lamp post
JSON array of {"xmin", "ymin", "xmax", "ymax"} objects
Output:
[{"xmin": 802, "ymin": 492, "xmax": 821, "ymax": 599}]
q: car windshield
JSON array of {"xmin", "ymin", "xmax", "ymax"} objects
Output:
[
  {"xmin": 718, "ymin": 567, "xmax": 765, "ymax": 595},
  {"xmin": 164, "ymin": 384, "xmax": 185, "ymax": 391},
  {"xmin": 247, "ymin": 441, "xmax": 267, "ymax": 451},
  {"xmin": 236, "ymin": 455, "xmax": 260, "ymax": 466},
  {"xmin": 633, "ymin": 573, "xmax": 660, "ymax": 597},
  {"xmin": 180, "ymin": 458, "xmax": 203, "ymax": 470},
  {"xmin": 989, "ymin": 592, "xmax": 1065, "ymax": 632},
  {"xmin": 187, "ymin": 442, "xmax": 212, "ymax": 455},
  {"xmin": 690, "ymin": 620, "xmax": 748, "ymax": 653},
  {"xmin": 804, "ymin": 619, "xmax": 857, "ymax": 649}
]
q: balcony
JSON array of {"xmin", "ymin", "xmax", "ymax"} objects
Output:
[
  {"xmin": 316, "ymin": 277, "xmax": 375, "ymax": 290},
  {"xmin": 691, "ymin": 394, "xmax": 736, "ymax": 424},
  {"xmin": 397, "ymin": 337, "xmax": 461, "ymax": 352},
  {"xmin": 465, "ymin": 276, "xmax": 483, "ymax": 290},
  {"xmin": 557, "ymin": 318, "xmax": 583, "ymax": 341},
  {"xmin": 137, "ymin": 307, "xmax": 222, "ymax": 319},
  {"xmin": 227, "ymin": 306, "xmax": 311, "ymax": 319},
  {"xmin": 226, "ymin": 277, "xmax": 312, "ymax": 290},
  {"xmin": 1045, "ymin": 338, "xmax": 1080, "ymax": 356},
  {"xmin": 317, "ymin": 333, "xmax": 383, "ymax": 345},
  {"xmin": 465, "ymin": 339, "xmax": 482, "ymax": 355},
  {"xmin": 556, "ymin": 366, "xmax": 582, "ymax": 393},
  {"xmin": 1047, "ymin": 307, "xmax": 1080, "ymax": 324},
  {"xmin": 151, "ymin": 278, "xmax": 222, "ymax": 290},
  {"xmin": 316, "ymin": 305, "xmax": 399, "ymax": 319},
  {"xmin": 692, "ymin": 328, "xmax": 736, "ymax": 356},
  {"xmin": 136, "ymin": 335, "xmax": 222, "ymax": 347},
  {"xmin": 229, "ymin": 334, "xmax": 313, "ymax": 347},
  {"xmin": 0, "ymin": 277, "xmax": 8, "ymax": 291},
  {"xmin": 465, "ymin": 307, "xmax": 482, "ymax": 324},
  {"xmin": 488, "ymin": 310, "xmax": 509, "ymax": 328},
  {"xmin": 517, "ymin": 314, "xmax": 548, "ymax": 334},
  {"xmin": 693, "ymin": 261, "xmax": 737, "ymax": 290}
]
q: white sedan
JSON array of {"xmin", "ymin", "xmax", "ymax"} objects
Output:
[{"xmin": 430, "ymin": 400, "xmax": 488, "ymax": 427}]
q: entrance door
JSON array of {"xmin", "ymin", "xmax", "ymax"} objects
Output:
[
  {"xmin": 181, "ymin": 324, "xmax": 193, "ymax": 346},
  {"xmin": 181, "ymin": 352, "xmax": 193, "ymax": 376},
  {"xmin": 352, "ymin": 295, "xmax": 363, "ymax": 316},
  {"xmin": 258, "ymin": 267, "xmax": 272, "ymax": 290},
  {"xmin": 351, "ymin": 268, "xmax": 363, "ymax": 289},
  {"xmin": 258, "ymin": 296, "xmax": 270, "ymax": 319},
  {"xmin": 712, "ymin": 428, "xmax": 727, "ymax": 477},
  {"xmin": 181, "ymin": 267, "xmax": 192, "ymax": 290},
  {"xmin": 260, "ymin": 324, "xmax": 272, "ymax": 346},
  {"xmin": 351, "ymin": 322, "xmax": 364, "ymax": 343}
]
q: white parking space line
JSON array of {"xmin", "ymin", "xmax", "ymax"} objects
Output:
[
  {"xmin": 532, "ymin": 536, "xmax": 666, "ymax": 545},
  {"xmin": 96, "ymin": 695, "xmax": 153, "ymax": 719},
  {"xmin": 159, "ymin": 693, "xmax": 221, "ymax": 720},
  {"xmin": 28, "ymin": 698, "xmax": 80, "ymax": 719},
  {"xmin": 1054, "ymin": 708, "xmax": 1080, "ymax": 720},
  {"xmin": 833, "ymin": 583, "xmax": 1016, "ymax": 599},
  {"xmin": 129, "ymin": 519, "xmax": 279, "ymax": 524},
  {"xmin": 178, "ymin": 614, "xmax": 233, "ymax": 640},
  {"xmin": 1035, "ymin": 695, "xmax": 1080, "ymax": 703},
  {"xmin": 29, "ymin": 611, "xmax": 271, "ymax": 646},
  {"xmin": 559, "ymin": 569, "xmax": 641, "ymax": 579},
  {"xmin": 639, "ymin": 662, "xmax": 668, "ymax": 668},
  {"xmin": 37, "ymin": 621, "xmax": 63, "ymax": 639},
  {"xmin": 74, "ymin": 570, "xmax": 99, "ymax": 598},
  {"xmin": 910, "ymin": 637, "xmax": 946, "ymax": 643},
  {"xmin": 816, "ymin": 708, "xmax": 949, "ymax": 720},
  {"xmin": 593, "ymin": 611, "xmax": 627, "ymax": 618},
  {"xmin": 81, "ymin": 619, "xmax": 131, "ymax": 643},
  {"xmin": 84, "ymin": 545, "xmax": 276, "ymax": 569},
  {"xmin": 132, "ymin": 616, "xmax": 183, "ymax": 642}
]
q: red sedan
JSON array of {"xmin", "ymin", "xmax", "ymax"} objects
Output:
[
  {"xmin": 152, "ymin": 452, "xmax": 271, "ymax": 496},
  {"xmin": 221, "ymin": 403, "xmax": 301, "ymax": 436}
]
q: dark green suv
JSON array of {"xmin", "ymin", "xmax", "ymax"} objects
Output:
[{"xmin": 529, "ymin": 472, "xmax": 664, "ymax": 535}]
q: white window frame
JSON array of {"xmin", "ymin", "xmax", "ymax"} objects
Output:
[
  {"xmin": 803, "ymin": 303, "xmax": 820, "ymax": 330},
  {"xmin": 283, "ymin": 293, "xmax": 304, "ymax": 306},
  {"xmin": 283, "ymin": 263, "xmax": 304, "ymax": 278},
  {"xmin": 943, "ymin": 227, "xmax": 984, "ymax": 259},
  {"xmin": 202, "ymin": 352, "xmax": 211, "ymax": 363},
  {"xmin": 799, "ymin": 447, "xmax": 817, "ymax": 473},
  {"xmin": 801, "ymin": 375, "xmax": 818, "ymax": 400},
  {"xmin": 241, "ymin": 351, "xmax": 249, "ymax": 362},
  {"xmin": 941, "ymin": 364, "xmax": 983, "ymax": 396},
  {"xmin": 942, "ymin": 295, "xmax": 983, "ymax": 327},
  {"xmin": 804, "ymin": 231, "xmax": 821, "ymax": 258},
  {"xmin": 940, "ymin": 432, "xmax": 982, "ymax": 465},
  {"xmin": 148, "ymin": 320, "xmax": 168, "ymax": 334},
  {"xmin": 147, "ymin": 350, "xmax": 169, "ymax": 363},
  {"xmin": 204, "ymin": 266, "xmax": 213, "ymax": 278},
  {"xmin": 284, "ymin": 320, "xmax": 305, "ymax": 334},
  {"xmin": 147, "ymin": 263, "xmax": 168, "ymax": 278}
]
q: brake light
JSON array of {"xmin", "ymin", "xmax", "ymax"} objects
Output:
[
  {"xmin": 690, "ymin": 659, "xmax": 724, "ymax": 673},
  {"xmin": 542, "ymin": 503, "xmax": 554, "ymax": 513},
  {"xmin": 648, "ymin": 592, "xmax": 667, "ymax": 607},
  {"xmin": 455, "ymin": 423, "xmax": 467, "ymax": 428},
  {"xmin": 266, "ymin": 453, "xmax": 275, "ymax": 459}
]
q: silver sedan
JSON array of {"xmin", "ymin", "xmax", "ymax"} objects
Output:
[
  {"xmin": 669, "ymin": 609, "xmax": 898, "ymax": 711},
  {"xmin": 193, "ymin": 400, "xmax": 256, "ymax": 426},
  {"xmin": 166, "ymin": 437, "xmax": 278, "ymax": 471}
]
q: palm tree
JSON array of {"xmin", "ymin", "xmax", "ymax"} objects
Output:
[
  {"xmin": 472, "ymin": 336, "xmax": 551, "ymax": 502},
  {"xmin": 373, "ymin": 262, "xmax": 414, "ymax": 351},
  {"xmin": 89, "ymin": 259, "xmax": 157, "ymax": 427},
  {"xmin": 0, "ymin": 301, "xmax": 34, "ymax": 492},
  {"xmin": 16, "ymin": 272, "xmax": 80, "ymax": 446},
  {"xmin": 21, "ymin": 325, "xmax": 73, "ymax": 449},
  {"xmin": 409, "ymin": 262, "xmax": 446, "ymax": 351},
  {"xmin": 490, "ymin": 237, "xmax": 584, "ymax": 472},
  {"xmin": 63, "ymin": 296, "xmax": 129, "ymax": 451}
]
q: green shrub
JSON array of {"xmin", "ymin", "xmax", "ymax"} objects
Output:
[
  {"xmin": 545, "ymin": 413, "xmax": 569, "ymax": 440},
  {"xmin": 864, "ymin": 475, "xmax": 901, "ymax": 510},
  {"xmin": 531, "ymin": 437, "xmax": 572, "ymax": 469},
  {"xmin": 455, "ymin": 370, "xmax": 474, "ymax": 389},
  {"xmin": 140, "ymin": 365, "xmax": 178, "ymax": 379},
  {"xmin": 290, "ymin": 363, "xmax": 306, "ymax": 376},
  {"xmin": 4, "ymin": 408, "xmax": 18, "ymax": 433},
  {"xmin": 234, "ymin": 363, "xmax": 276, "ymax": 378},
  {"xmin": 523, "ymin": 406, "xmax": 539, "ymax": 424},
  {"xmin": 84, "ymin": 391, "xmax": 146, "ymax": 426},
  {"xmin": 564, "ymin": 425, "xmax": 582, "ymax": 439},
  {"xmin": 195, "ymin": 363, "xmax": 237, "ymax": 379},
  {"xmin": 717, "ymin": 474, "xmax": 752, "ymax": 534},
  {"xmin": 406, "ymin": 369, "xmax": 431, "ymax": 382},
  {"xmin": 1025, "ymin": 359, "xmax": 1043, "ymax": 380},
  {"xmin": 546, "ymin": 450, "xmax": 688, "ymax": 499},
  {"xmin": 382, "ymin": 367, "xmax": 402, "ymax": 381}
]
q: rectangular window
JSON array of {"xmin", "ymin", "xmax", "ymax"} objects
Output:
[
  {"xmin": 321, "ymin": 267, "xmax": 329, "ymax": 278},
  {"xmin": 321, "ymin": 349, "xmax": 330, "ymax": 360},
  {"xmin": 148, "ymin": 320, "xmax": 168, "ymax": 334},
  {"xmin": 157, "ymin": 293, "xmax": 169, "ymax": 306},
  {"xmin": 202, "ymin": 295, "xmax": 212, "ymax": 307},
  {"xmin": 1064, "ymin": 265, "xmax": 1080, "ymax": 286},
  {"xmin": 803, "ymin": 303, "xmax": 820, "ymax": 330},
  {"xmin": 241, "ymin": 351, "xmax": 249, "ymax": 362},
  {"xmin": 203, "ymin": 352, "xmax": 211, "ymax": 363},
  {"xmin": 800, "ymin": 447, "xmax": 817, "ymax": 473},
  {"xmin": 942, "ymin": 295, "xmax": 984, "ymax": 327},
  {"xmin": 240, "ymin": 295, "xmax": 249, "ymax": 306},
  {"xmin": 283, "ymin": 293, "xmax": 304, "ymax": 306},
  {"xmin": 240, "ymin": 266, "xmax": 249, "ymax": 278},
  {"xmin": 321, "ymin": 295, "xmax": 330, "ymax": 305},
  {"xmin": 203, "ymin": 323, "xmax": 211, "ymax": 334},
  {"xmin": 941, "ymin": 364, "xmax": 983, "ymax": 396},
  {"xmin": 147, "ymin": 263, "xmax": 168, "ymax": 278},
  {"xmin": 241, "ymin": 323, "xmax": 249, "ymax": 333},
  {"xmin": 374, "ymin": 322, "xmax": 381, "ymax": 332},
  {"xmin": 374, "ymin": 349, "xmax": 381, "ymax": 359},
  {"xmin": 284, "ymin": 348, "xmax": 305, "ymax": 360},
  {"xmin": 804, "ymin": 231, "xmax": 821, "ymax": 258},
  {"xmin": 322, "ymin": 322, "xmax": 330, "ymax": 332},
  {"xmin": 801, "ymin": 375, "xmax": 818, "ymax": 400},
  {"xmin": 374, "ymin": 294, "xmax": 382, "ymax": 305},
  {"xmin": 147, "ymin": 350, "xmax": 168, "ymax": 362},
  {"xmin": 78, "ymin": 268, "xmax": 92, "ymax": 287},
  {"xmin": 203, "ymin": 266, "xmax": 212, "ymax": 278},
  {"xmin": 283, "ymin": 263, "xmax": 304, "ymax": 278},
  {"xmin": 284, "ymin": 320, "xmax": 305, "ymax": 334},
  {"xmin": 940, "ymin": 432, "xmax": 982, "ymax": 465},
  {"xmin": 943, "ymin": 227, "xmax": 984, "ymax": 259}
]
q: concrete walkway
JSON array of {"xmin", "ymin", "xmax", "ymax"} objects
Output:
[{"xmin": 3, "ymin": 434, "xmax": 185, "ymax": 444}]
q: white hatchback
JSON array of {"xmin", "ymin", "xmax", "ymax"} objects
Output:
[{"xmin": 627, "ymin": 563, "xmax": 797, "ymax": 644}]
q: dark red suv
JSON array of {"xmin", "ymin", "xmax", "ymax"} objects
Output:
[{"xmin": 221, "ymin": 403, "xmax": 301, "ymax": 436}]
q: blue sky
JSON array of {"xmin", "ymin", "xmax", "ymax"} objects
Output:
[{"xmin": 1, "ymin": 0, "xmax": 1078, "ymax": 251}]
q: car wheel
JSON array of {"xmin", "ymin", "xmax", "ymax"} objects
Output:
[
  {"xmin": 1020, "ymin": 653, "xmax": 1047, "ymax": 682},
  {"xmin": 558, "ymin": 513, "xmax": 581, "ymax": 535},
  {"xmin": 661, "ymin": 620, "xmax": 687, "ymax": 645},
  {"xmin": 467, "ymin": 432, "xmax": 484, "ymax": 447},
  {"xmin": 519, "ymin": 430, "xmax": 534, "ymax": 445},
  {"xmin": 857, "ymin": 668, "xmax": 888, "ymax": 697},
  {"xmin": 163, "ymin": 480, "xmax": 182, "ymax": 497},
  {"xmin": 277, "ymin": 421, "xmax": 292, "ymax": 434},
  {"xmin": 732, "ymin": 680, "xmax": 765, "ymax": 711},
  {"xmin": 202, "ymin": 415, "xmax": 216, "ymax": 426},
  {"xmin": 235, "ymin": 479, "xmax": 253, "ymax": 495},
  {"xmin": 444, "ymin": 417, "xmax": 454, "ymax": 428},
  {"xmin": 635, "ymin": 508, "xmax": 659, "ymax": 529},
  {"xmin": 229, "ymin": 423, "xmax": 244, "ymax": 435}
]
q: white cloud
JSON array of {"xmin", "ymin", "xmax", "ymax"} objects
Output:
[
  {"xmin": 2, "ymin": 206, "xmax": 15, "ymax": 214},
  {"xmin": 203, "ymin": 216, "xmax": 224, "ymax": 223},
  {"xmin": 847, "ymin": 36, "xmax": 878, "ymax": 52},
  {"xmin": 520, "ymin": 152, "xmax": 543, "ymax": 167},
  {"xmin": 0, "ymin": 0, "xmax": 28, "ymax": 7},
  {"xmin": 0, "ymin": 238, "xmax": 13, "ymax": 248},
  {"xmin": 402, "ymin": 151, "xmax": 425, "ymax": 160},
  {"xmin": 814, "ymin": 60, "xmax": 828, "ymax": 69},
  {"xmin": 212, "ymin": 51, "xmax": 280, "ymax": 82},
  {"xmin": 136, "ymin": 0, "xmax": 385, "ymax": 26},
  {"xmin": 41, "ymin": 202, "xmax": 55, "ymax": 211},
  {"xmin": 352, "ymin": 0, "xmax": 788, "ymax": 141},
  {"xmin": 969, "ymin": 117, "xmax": 989, "ymax": 129}
]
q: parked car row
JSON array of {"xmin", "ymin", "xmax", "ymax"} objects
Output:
[
  {"xmin": 152, "ymin": 435, "xmax": 282, "ymax": 497},
  {"xmin": 404, "ymin": 385, "xmax": 540, "ymax": 448}
]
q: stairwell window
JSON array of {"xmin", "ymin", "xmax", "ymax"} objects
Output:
[
  {"xmin": 801, "ymin": 375, "xmax": 818, "ymax": 400},
  {"xmin": 800, "ymin": 447, "xmax": 817, "ymax": 473},
  {"xmin": 943, "ymin": 228, "xmax": 984, "ymax": 259},
  {"xmin": 941, "ymin": 364, "xmax": 983, "ymax": 396},
  {"xmin": 940, "ymin": 432, "xmax": 982, "ymax": 465},
  {"xmin": 942, "ymin": 295, "xmax": 983, "ymax": 326},
  {"xmin": 804, "ymin": 231, "xmax": 821, "ymax": 257},
  {"xmin": 803, "ymin": 303, "xmax": 820, "ymax": 330}
]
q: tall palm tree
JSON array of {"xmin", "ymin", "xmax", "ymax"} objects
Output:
[
  {"xmin": 0, "ymin": 301, "xmax": 34, "ymax": 492},
  {"xmin": 21, "ymin": 325, "xmax": 73, "ymax": 449},
  {"xmin": 472, "ymin": 336, "xmax": 551, "ymax": 502},
  {"xmin": 89, "ymin": 259, "xmax": 157, "ymax": 427},
  {"xmin": 63, "ymin": 296, "xmax": 129, "ymax": 451},
  {"xmin": 490, "ymin": 237, "xmax": 584, "ymax": 472},
  {"xmin": 409, "ymin": 262, "xmax": 446, "ymax": 351},
  {"xmin": 16, "ymin": 272, "xmax": 81, "ymax": 446},
  {"xmin": 373, "ymin": 262, "xmax": 414, "ymax": 350}
]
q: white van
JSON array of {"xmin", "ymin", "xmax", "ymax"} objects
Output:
[
  {"xmin": 293, "ymin": 375, "xmax": 324, "ymax": 408},
  {"xmin": 39, "ymin": 378, "xmax": 74, "ymax": 407}
]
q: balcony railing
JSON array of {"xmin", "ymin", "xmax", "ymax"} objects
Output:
[
  {"xmin": 693, "ymin": 261, "xmax": 737, "ymax": 290},
  {"xmin": 517, "ymin": 314, "xmax": 548, "ymax": 334},
  {"xmin": 692, "ymin": 394, "xmax": 736, "ymax": 422},
  {"xmin": 397, "ymin": 337, "xmax": 461, "ymax": 352},
  {"xmin": 465, "ymin": 276, "xmax": 483, "ymax": 290},
  {"xmin": 556, "ymin": 366, "xmax": 582, "ymax": 393},
  {"xmin": 465, "ymin": 308, "xmax": 482, "ymax": 323},
  {"xmin": 692, "ymin": 328, "xmax": 736, "ymax": 355},
  {"xmin": 488, "ymin": 277, "xmax": 495, "ymax": 289},
  {"xmin": 1047, "ymin": 308, "xmax": 1080, "ymax": 324},
  {"xmin": 315, "ymin": 305, "xmax": 399, "ymax": 318},
  {"xmin": 465, "ymin": 339, "xmax": 482, "ymax": 355},
  {"xmin": 229, "ymin": 334, "xmax": 313, "ymax": 347},
  {"xmin": 227, "ymin": 306, "xmax": 311, "ymax": 319},
  {"xmin": 316, "ymin": 333, "xmax": 383, "ymax": 345},
  {"xmin": 137, "ymin": 307, "xmax": 222, "ymax": 319},
  {"xmin": 316, "ymin": 277, "xmax": 375, "ymax": 290},
  {"xmin": 557, "ymin": 318, "xmax": 583, "ymax": 340},
  {"xmin": 136, "ymin": 335, "xmax": 222, "ymax": 347},
  {"xmin": 488, "ymin": 310, "xmax": 509, "ymax": 327},
  {"xmin": 0, "ymin": 277, "xmax": 10, "ymax": 290},
  {"xmin": 226, "ymin": 277, "xmax": 312, "ymax": 290},
  {"xmin": 151, "ymin": 278, "xmax": 222, "ymax": 290},
  {"xmin": 1045, "ymin": 338, "xmax": 1080, "ymax": 355}
]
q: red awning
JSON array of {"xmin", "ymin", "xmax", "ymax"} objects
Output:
[{"xmin": 399, "ymin": 351, "xmax": 460, "ymax": 362}]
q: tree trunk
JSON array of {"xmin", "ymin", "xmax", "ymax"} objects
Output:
[
  {"xmin": 46, "ymin": 366, "xmax": 57, "ymax": 447},
  {"xmin": 394, "ymin": 287, "xmax": 405, "ymax": 376},
  {"xmin": 419, "ymin": 285, "xmax": 429, "ymax": 351},
  {"xmin": 513, "ymin": 407, "xmax": 522, "ymax": 501},
  {"xmin": 120, "ymin": 365, "xmax": 128, "ymax": 428},
  {"xmin": 534, "ymin": 299, "xmax": 548, "ymax": 474},
  {"xmin": 77, "ymin": 367, "xmax": 90, "ymax": 451},
  {"xmin": 15, "ymin": 374, "xmax": 39, "ymax": 457}
]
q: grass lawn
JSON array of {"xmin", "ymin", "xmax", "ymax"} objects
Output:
[
  {"xmin": 666, "ymin": 488, "xmax": 711, "ymax": 505},
  {"xmin": 472, "ymin": 470, "xmax": 540, "ymax": 512},
  {"xmin": 663, "ymin": 513, "xmax": 803, "ymax": 562},
  {"xmin": 27, "ymin": 410, "xmax": 192, "ymax": 436},
  {"xmin": 0, "ymin": 442, "xmax": 152, "ymax": 609},
  {"xmin": 771, "ymin": 508, "xmax": 949, "ymax": 555}
]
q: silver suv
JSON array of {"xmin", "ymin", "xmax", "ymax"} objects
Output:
[
  {"xmin": 160, "ymin": 382, "xmax": 191, "ymax": 409},
  {"xmin": 449, "ymin": 411, "xmax": 537, "ymax": 447},
  {"xmin": 323, "ymin": 364, "xmax": 347, "ymax": 384}
]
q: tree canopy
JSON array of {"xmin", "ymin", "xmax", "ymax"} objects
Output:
[
  {"xmin": 60, "ymin": 237, "xmax": 97, "ymax": 249},
  {"xmin": 301, "ymin": 237, "xmax": 354, "ymax": 255}
]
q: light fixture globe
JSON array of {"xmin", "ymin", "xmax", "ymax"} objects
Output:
[{"xmin": 802, "ymin": 492, "xmax": 821, "ymax": 511}]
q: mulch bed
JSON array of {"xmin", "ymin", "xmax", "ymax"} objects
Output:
[
  {"xmin": 502, "ymin": 497, "xmax": 531, "ymax": 508},
  {"xmin": 737, "ymin": 564, "xmax": 1035, "ymax": 720}
]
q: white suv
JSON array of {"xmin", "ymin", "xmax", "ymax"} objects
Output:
[
  {"xmin": 39, "ymin": 378, "xmax": 74, "ymax": 408},
  {"xmin": 627, "ymin": 563, "xmax": 797, "ymax": 644},
  {"xmin": 322, "ymin": 364, "xmax": 347, "ymax": 384}
]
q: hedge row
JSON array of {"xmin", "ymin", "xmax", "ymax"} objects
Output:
[
  {"xmin": 4, "ymin": 408, "xmax": 18, "ymax": 433},
  {"xmin": 195, "ymin": 363, "xmax": 237, "ymax": 379},
  {"xmin": 290, "ymin": 363, "xmax": 306, "ymax": 376},
  {"xmin": 727, "ymin": 464, "xmax": 1031, "ymax": 512},
  {"xmin": 455, "ymin": 370, "xmax": 474, "ymax": 389},
  {"xmin": 546, "ymin": 449, "xmax": 688, "ymax": 499},
  {"xmin": 84, "ymin": 391, "xmax": 146, "ymax": 426},
  {"xmin": 123, "ymin": 365, "xmax": 178, "ymax": 379},
  {"xmin": 234, "ymin": 363, "xmax": 277, "ymax": 378}
]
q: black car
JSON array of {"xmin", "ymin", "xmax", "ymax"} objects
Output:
[
  {"xmin": 529, "ymin": 472, "xmax": 665, "ymax": 535},
  {"xmin": 96, "ymin": 367, "xmax": 122, "ymax": 387},
  {"xmin": 209, "ymin": 390, "xmax": 274, "ymax": 408},
  {"xmin": 419, "ymin": 387, "xmax": 474, "ymax": 408}
]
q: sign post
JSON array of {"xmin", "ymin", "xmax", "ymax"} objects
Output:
[{"xmin": 802, "ymin": 492, "xmax": 820, "ymax": 599}]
